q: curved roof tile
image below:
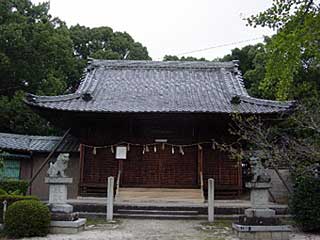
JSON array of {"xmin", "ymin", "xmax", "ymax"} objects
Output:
[
  {"xmin": 25, "ymin": 59, "xmax": 294, "ymax": 114},
  {"xmin": 0, "ymin": 133, "xmax": 79, "ymax": 153}
]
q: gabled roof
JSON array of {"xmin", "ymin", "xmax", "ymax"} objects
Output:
[
  {"xmin": 0, "ymin": 133, "xmax": 79, "ymax": 153},
  {"xmin": 25, "ymin": 59, "xmax": 294, "ymax": 114}
]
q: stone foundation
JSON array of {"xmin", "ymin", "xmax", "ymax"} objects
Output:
[
  {"xmin": 233, "ymin": 223, "xmax": 291, "ymax": 240},
  {"xmin": 46, "ymin": 174, "xmax": 86, "ymax": 234},
  {"xmin": 50, "ymin": 218, "xmax": 87, "ymax": 234},
  {"xmin": 233, "ymin": 179, "xmax": 291, "ymax": 240}
]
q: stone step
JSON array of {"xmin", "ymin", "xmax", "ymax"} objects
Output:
[
  {"xmin": 114, "ymin": 213, "xmax": 207, "ymax": 220},
  {"xmin": 80, "ymin": 211, "xmax": 292, "ymax": 220},
  {"xmin": 71, "ymin": 202, "xmax": 289, "ymax": 216},
  {"xmin": 81, "ymin": 212, "xmax": 207, "ymax": 220},
  {"xmin": 116, "ymin": 209, "xmax": 199, "ymax": 215}
]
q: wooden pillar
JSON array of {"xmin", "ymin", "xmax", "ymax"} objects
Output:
[
  {"xmin": 197, "ymin": 147, "xmax": 203, "ymax": 186},
  {"xmin": 79, "ymin": 144, "xmax": 85, "ymax": 196},
  {"xmin": 238, "ymin": 159, "xmax": 243, "ymax": 197},
  {"xmin": 118, "ymin": 159, "xmax": 123, "ymax": 183}
]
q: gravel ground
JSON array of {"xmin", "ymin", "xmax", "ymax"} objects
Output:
[{"xmin": 24, "ymin": 219, "xmax": 320, "ymax": 240}]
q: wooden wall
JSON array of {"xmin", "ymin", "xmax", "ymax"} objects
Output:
[
  {"xmin": 42, "ymin": 111, "xmax": 244, "ymax": 198},
  {"xmin": 121, "ymin": 146, "xmax": 198, "ymax": 188}
]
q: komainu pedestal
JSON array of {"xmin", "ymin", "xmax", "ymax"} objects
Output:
[
  {"xmin": 46, "ymin": 153, "xmax": 86, "ymax": 234},
  {"xmin": 45, "ymin": 177, "xmax": 74, "ymax": 216},
  {"xmin": 232, "ymin": 157, "xmax": 290, "ymax": 240}
]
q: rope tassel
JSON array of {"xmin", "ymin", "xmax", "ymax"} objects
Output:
[
  {"xmin": 111, "ymin": 145, "xmax": 114, "ymax": 154},
  {"xmin": 179, "ymin": 146, "xmax": 184, "ymax": 155},
  {"xmin": 171, "ymin": 146, "xmax": 175, "ymax": 154},
  {"xmin": 161, "ymin": 143, "xmax": 165, "ymax": 150}
]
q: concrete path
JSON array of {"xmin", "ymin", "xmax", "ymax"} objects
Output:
[{"xmin": 24, "ymin": 219, "xmax": 320, "ymax": 240}]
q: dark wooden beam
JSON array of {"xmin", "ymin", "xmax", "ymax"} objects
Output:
[{"xmin": 28, "ymin": 128, "xmax": 71, "ymax": 187}]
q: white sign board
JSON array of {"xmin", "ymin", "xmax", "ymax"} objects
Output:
[{"xmin": 115, "ymin": 146, "xmax": 127, "ymax": 159}]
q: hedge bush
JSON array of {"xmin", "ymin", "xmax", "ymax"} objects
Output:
[
  {"xmin": 0, "ymin": 188, "xmax": 7, "ymax": 195},
  {"xmin": 5, "ymin": 200, "xmax": 51, "ymax": 238},
  {"xmin": 0, "ymin": 179, "xmax": 29, "ymax": 195},
  {"xmin": 0, "ymin": 194, "xmax": 39, "ymax": 223},
  {"xmin": 290, "ymin": 175, "xmax": 320, "ymax": 232}
]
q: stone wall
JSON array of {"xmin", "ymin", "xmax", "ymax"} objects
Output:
[{"xmin": 267, "ymin": 169, "xmax": 292, "ymax": 204}]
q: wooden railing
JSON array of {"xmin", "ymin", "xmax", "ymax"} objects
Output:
[{"xmin": 200, "ymin": 171, "xmax": 205, "ymax": 202}]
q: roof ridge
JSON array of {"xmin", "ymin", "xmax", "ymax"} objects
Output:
[
  {"xmin": 240, "ymin": 96, "xmax": 295, "ymax": 108},
  {"xmin": 89, "ymin": 59, "xmax": 236, "ymax": 70}
]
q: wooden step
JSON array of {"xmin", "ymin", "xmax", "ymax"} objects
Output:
[
  {"xmin": 119, "ymin": 188, "xmax": 201, "ymax": 192},
  {"xmin": 117, "ymin": 188, "xmax": 204, "ymax": 203}
]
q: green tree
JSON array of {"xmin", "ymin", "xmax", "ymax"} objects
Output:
[
  {"xmin": 0, "ymin": 0, "xmax": 80, "ymax": 97},
  {"xmin": 247, "ymin": 0, "xmax": 320, "ymax": 100},
  {"xmin": 163, "ymin": 55, "xmax": 207, "ymax": 61},
  {"xmin": 70, "ymin": 25, "xmax": 150, "ymax": 62},
  {"xmin": 0, "ymin": 91, "xmax": 56, "ymax": 135},
  {"xmin": 0, "ymin": 0, "xmax": 151, "ymax": 135},
  {"xmin": 0, "ymin": 0, "xmax": 80, "ymax": 135},
  {"xmin": 221, "ymin": 43, "xmax": 267, "ymax": 97}
]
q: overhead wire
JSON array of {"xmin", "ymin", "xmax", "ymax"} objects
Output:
[{"xmin": 156, "ymin": 36, "xmax": 266, "ymax": 60}]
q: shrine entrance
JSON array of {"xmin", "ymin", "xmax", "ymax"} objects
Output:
[{"xmin": 121, "ymin": 146, "xmax": 198, "ymax": 188}]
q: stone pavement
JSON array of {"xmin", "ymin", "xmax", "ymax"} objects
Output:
[{"xmin": 24, "ymin": 219, "xmax": 320, "ymax": 240}]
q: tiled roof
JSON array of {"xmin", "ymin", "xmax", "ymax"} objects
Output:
[
  {"xmin": 0, "ymin": 133, "xmax": 79, "ymax": 153},
  {"xmin": 25, "ymin": 59, "xmax": 295, "ymax": 114}
]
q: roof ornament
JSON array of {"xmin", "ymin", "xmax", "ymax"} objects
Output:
[
  {"xmin": 25, "ymin": 93, "xmax": 37, "ymax": 103},
  {"xmin": 81, "ymin": 92, "xmax": 93, "ymax": 102},
  {"xmin": 231, "ymin": 95, "xmax": 241, "ymax": 104},
  {"xmin": 87, "ymin": 57, "xmax": 94, "ymax": 64},
  {"xmin": 123, "ymin": 50, "xmax": 130, "ymax": 60},
  {"xmin": 232, "ymin": 60, "xmax": 240, "ymax": 66},
  {"xmin": 86, "ymin": 58, "xmax": 96, "ymax": 72}
]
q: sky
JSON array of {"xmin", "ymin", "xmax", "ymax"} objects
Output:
[{"xmin": 32, "ymin": 0, "xmax": 274, "ymax": 60}]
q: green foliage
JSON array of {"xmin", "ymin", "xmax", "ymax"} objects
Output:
[
  {"xmin": 0, "ymin": 0, "xmax": 80, "ymax": 135},
  {"xmin": 0, "ymin": 0, "xmax": 79, "ymax": 97},
  {"xmin": 4, "ymin": 200, "xmax": 50, "ymax": 238},
  {"xmin": 0, "ymin": 188, "xmax": 7, "ymax": 195},
  {"xmin": 247, "ymin": 0, "xmax": 320, "ymax": 100},
  {"xmin": 220, "ymin": 43, "xmax": 267, "ymax": 98},
  {"xmin": 0, "ymin": 0, "xmax": 151, "ymax": 135},
  {"xmin": 163, "ymin": 55, "xmax": 207, "ymax": 61},
  {"xmin": 0, "ymin": 194, "xmax": 39, "ymax": 223},
  {"xmin": 70, "ymin": 25, "xmax": 151, "ymax": 61},
  {"xmin": 0, "ymin": 188, "xmax": 21, "ymax": 195},
  {"xmin": 0, "ymin": 150, "xmax": 4, "ymax": 170},
  {"xmin": 0, "ymin": 179, "xmax": 29, "ymax": 195},
  {"xmin": 290, "ymin": 175, "xmax": 320, "ymax": 232},
  {"xmin": 0, "ymin": 91, "xmax": 56, "ymax": 135}
]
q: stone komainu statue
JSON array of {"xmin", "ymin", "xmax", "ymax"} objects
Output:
[
  {"xmin": 250, "ymin": 156, "xmax": 271, "ymax": 183},
  {"xmin": 48, "ymin": 153, "xmax": 70, "ymax": 178}
]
